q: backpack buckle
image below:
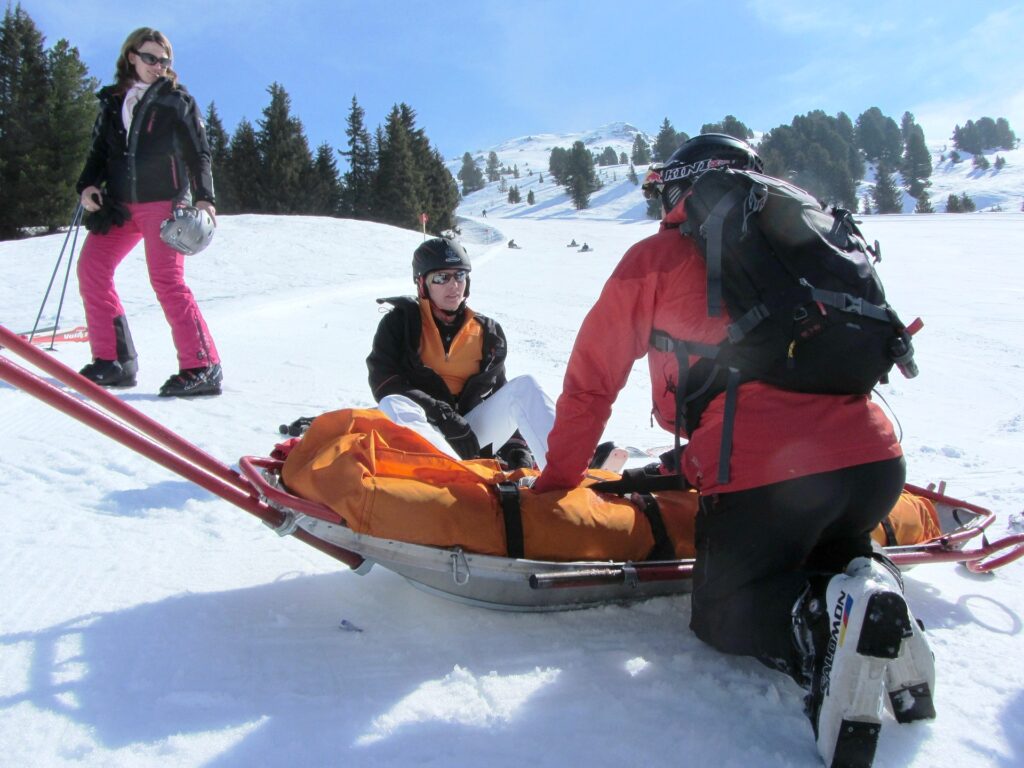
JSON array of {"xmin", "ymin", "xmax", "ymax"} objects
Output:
[{"xmin": 841, "ymin": 294, "xmax": 864, "ymax": 315}]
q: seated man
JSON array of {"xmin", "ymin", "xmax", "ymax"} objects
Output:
[{"xmin": 367, "ymin": 237, "xmax": 554, "ymax": 469}]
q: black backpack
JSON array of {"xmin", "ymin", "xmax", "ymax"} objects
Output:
[{"xmin": 652, "ymin": 168, "xmax": 920, "ymax": 483}]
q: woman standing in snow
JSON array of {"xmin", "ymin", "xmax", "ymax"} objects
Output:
[{"xmin": 75, "ymin": 27, "xmax": 222, "ymax": 397}]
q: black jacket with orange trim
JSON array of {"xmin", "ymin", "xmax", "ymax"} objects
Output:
[{"xmin": 367, "ymin": 296, "xmax": 507, "ymax": 423}]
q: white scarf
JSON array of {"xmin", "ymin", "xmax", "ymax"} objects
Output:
[{"xmin": 121, "ymin": 81, "xmax": 152, "ymax": 137}]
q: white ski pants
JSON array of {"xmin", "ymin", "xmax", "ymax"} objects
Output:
[{"xmin": 378, "ymin": 375, "xmax": 556, "ymax": 468}]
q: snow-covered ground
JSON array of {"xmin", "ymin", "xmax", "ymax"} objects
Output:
[{"xmin": 2, "ymin": 138, "xmax": 1024, "ymax": 766}]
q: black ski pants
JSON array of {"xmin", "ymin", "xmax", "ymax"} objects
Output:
[{"xmin": 689, "ymin": 456, "xmax": 906, "ymax": 682}]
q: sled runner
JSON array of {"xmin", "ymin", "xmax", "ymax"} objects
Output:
[{"xmin": 2, "ymin": 323, "xmax": 1023, "ymax": 612}]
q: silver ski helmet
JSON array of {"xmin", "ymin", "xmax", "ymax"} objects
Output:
[
  {"xmin": 655, "ymin": 133, "xmax": 763, "ymax": 211},
  {"xmin": 413, "ymin": 237, "xmax": 471, "ymax": 298},
  {"xmin": 160, "ymin": 205, "xmax": 215, "ymax": 255}
]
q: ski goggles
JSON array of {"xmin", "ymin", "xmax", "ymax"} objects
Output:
[
  {"xmin": 641, "ymin": 166, "xmax": 664, "ymax": 200},
  {"xmin": 134, "ymin": 50, "xmax": 172, "ymax": 68},
  {"xmin": 428, "ymin": 270, "xmax": 469, "ymax": 285}
]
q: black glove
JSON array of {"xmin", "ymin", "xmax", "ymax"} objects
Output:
[
  {"xmin": 434, "ymin": 406, "xmax": 481, "ymax": 460},
  {"xmin": 83, "ymin": 195, "xmax": 131, "ymax": 234},
  {"xmin": 278, "ymin": 416, "xmax": 314, "ymax": 437}
]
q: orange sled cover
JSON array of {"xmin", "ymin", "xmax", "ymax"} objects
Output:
[{"xmin": 281, "ymin": 409, "xmax": 940, "ymax": 562}]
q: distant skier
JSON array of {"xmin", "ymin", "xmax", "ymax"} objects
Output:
[
  {"xmin": 579, "ymin": 243, "xmax": 592, "ymax": 252},
  {"xmin": 508, "ymin": 239, "xmax": 520, "ymax": 249},
  {"xmin": 567, "ymin": 239, "xmax": 578, "ymax": 247}
]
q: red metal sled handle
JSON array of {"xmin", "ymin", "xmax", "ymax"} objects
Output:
[
  {"xmin": 238, "ymin": 456, "xmax": 347, "ymax": 525},
  {"xmin": 963, "ymin": 533, "xmax": 1024, "ymax": 573},
  {"xmin": 0, "ymin": 346, "xmax": 364, "ymax": 570},
  {"xmin": 0, "ymin": 324, "xmax": 246, "ymax": 492}
]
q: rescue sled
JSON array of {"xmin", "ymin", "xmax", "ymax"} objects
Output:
[{"xmin": 2, "ymin": 323, "xmax": 1023, "ymax": 613}]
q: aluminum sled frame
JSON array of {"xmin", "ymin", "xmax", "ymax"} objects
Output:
[{"xmin": 3, "ymin": 323, "xmax": 1023, "ymax": 612}]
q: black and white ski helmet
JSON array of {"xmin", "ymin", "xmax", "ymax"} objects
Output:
[
  {"xmin": 658, "ymin": 133, "xmax": 763, "ymax": 211},
  {"xmin": 159, "ymin": 205, "xmax": 215, "ymax": 255},
  {"xmin": 412, "ymin": 237, "xmax": 471, "ymax": 279}
]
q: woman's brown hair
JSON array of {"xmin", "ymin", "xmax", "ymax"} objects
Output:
[{"xmin": 114, "ymin": 27, "xmax": 178, "ymax": 92}]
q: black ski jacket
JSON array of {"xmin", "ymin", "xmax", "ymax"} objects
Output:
[
  {"xmin": 76, "ymin": 77, "xmax": 215, "ymax": 206},
  {"xmin": 367, "ymin": 296, "xmax": 507, "ymax": 422}
]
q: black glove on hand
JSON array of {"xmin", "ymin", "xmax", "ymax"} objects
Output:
[
  {"xmin": 83, "ymin": 196, "xmax": 132, "ymax": 234},
  {"xmin": 434, "ymin": 407, "xmax": 481, "ymax": 460}
]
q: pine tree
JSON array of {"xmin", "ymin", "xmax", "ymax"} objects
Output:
[
  {"xmin": 340, "ymin": 95, "xmax": 376, "ymax": 220},
  {"xmin": 35, "ymin": 38, "xmax": 95, "ymax": 232},
  {"xmin": 205, "ymin": 102, "xmax": 232, "ymax": 211},
  {"xmin": 700, "ymin": 115, "xmax": 753, "ymax": 140},
  {"xmin": 598, "ymin": 146, "xmax": 618, "ymax": 166},
  {"xmin": 398, "ymin": 103, "xmax": 458, "ymax": 232},
  {"xmin": 759, "ymin": 111, "xmax": 860, "ymax": 208},
  {"xmin": 627, "ymin": 162, "xmax": 638, "ymax": 184},
  {"xmin": 0, "ymin": 5, "xmax": 51, "ymax": 237},
  {"xmin": 565, "ymin": 140, "xmax": 598, "ymax": 210},
  {"xmin": 619, "ymin": 151, "xmax": 628, "ymax": 165},
  {"xmin": 652, "ymin": 118, "xmax": 685, "ymax": 162},
  {"xmin": 872, "ymin": 163, "xmax": 902, "ymax": 214},
  {"xmin": 958, "ymin": 192, "xmax": 976, "ymax": 212},
  {"xmin": 914, "ymin": 190, "xmax": 934, "ymax": 213},
  {"xmin": 225, "ymin": 118, "xmax": 262, "ymax": 212},
  {"xmin": 374, "ymin": 105, "xmax": 421, "ymax": 229},
  {"xmin": 485, "ymin": 151, "xmax": 500, "ymax": 182},
  {"xmin": 256, "ymin": 82, "xmax": 316, "ymax": 213},
  {"xmin": 855, "ymin": 107, "xmax": 903, "ymax": 165},
  {"xmin": 630, "ymin": 134, "xmax": 651, "ymax": 164},
  {"xmin": 310, "ymin": 142, "xmax": 344, "ymax": 216},
  {"xmin": 526, "ymin": 189, "xmax": 535, "ymax": 204},
  {"xmin": 457, "ymin": 151, "xmax": 484, "ymax": 194},
  {"xmin": 548, "ymin": 146, "xmax": 569, "ymax": 184},
  {"xmin": 901, "ymin": 122, "xmax": 932, "ymax": 197},
  {"xmin": 945, "ymin": 194, "xmax": 960, "ymax": 213}
]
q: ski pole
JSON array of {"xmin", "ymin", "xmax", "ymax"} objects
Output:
[
  {"xmin": 46, "ymin": 205, "xmax": 85, "ymax": 350},
  {"xmin": 28, "ymin": 203, "xmax": 84, "ymax": 348}
]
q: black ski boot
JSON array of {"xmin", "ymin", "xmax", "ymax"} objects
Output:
[
  {"xmin": 159, "ymin": 363, "xmax": 223, "ymax": 397},
  {"xmin": 79, "ymin": 358, "xmax": 137, "ymax": 388},
  {"xmin": 496, "ymin": 435, "xmax": 536, "ymax": 470}
]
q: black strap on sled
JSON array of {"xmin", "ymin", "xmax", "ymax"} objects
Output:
[
  {"xmin": 634, "ymin": 493, "xmax": 676, "ymax": 561},
  {"xmin": 879, "ymin": 515, "xmax": 898, "ymax": 547},
  {"xmin": 495, "ymin": 481, "xmax": 524, "ymax": 558},
  {"xmin": 591, "ymin": 467, "xmax": 689, "ymax": 495},
  {"xmin": 589, "ymin": 475, "xmax": 677, "ymax": 562}
]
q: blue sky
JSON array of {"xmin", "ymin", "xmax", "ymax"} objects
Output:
[{"xmin": 25, "ymin": 0, "xmax": 1024, "ymax": 163}]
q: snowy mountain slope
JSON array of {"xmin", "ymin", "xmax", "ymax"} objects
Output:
[
  {"xmin": 1, "ymin": 184, "xmax": 1023, "ymax": 764},
  {"xmin": 454, "ymin": 122, "xmax": 1024, "ymax": 218}
]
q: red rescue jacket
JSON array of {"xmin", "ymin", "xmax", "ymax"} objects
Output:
[{"xmin": 534, "ymin": 204, "xmax": 902, "ymax": 495}]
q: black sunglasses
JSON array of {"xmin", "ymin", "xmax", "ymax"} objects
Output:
[
  {"xmin": 429, "ymin": 270, "xmax": 468, "ymax": 285},
  {"xmin": 134, "ymin": 50, "xmax": 172, "ymax": 68}
]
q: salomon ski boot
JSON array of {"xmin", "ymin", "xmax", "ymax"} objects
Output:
[
  {"xmin": 853, "ymin": 555, "xmax": 937, "ymax": 723},
  {"xmin": 801, "ymin": 557, "xmax": 914, "ymax": 767}
]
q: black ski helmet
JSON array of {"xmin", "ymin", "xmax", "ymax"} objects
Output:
[
  {"xmin": 412, "ymin": 237, "xmax": 471, "ymax": 298},
  {"xmin": 657, "ymin": 133, "xmax": 763, "ymax": 211}
]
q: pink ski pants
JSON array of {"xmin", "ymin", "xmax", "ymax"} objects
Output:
[{"xmin": 77, "ymin": 200, "xmax": 219, "ymax": 368}]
